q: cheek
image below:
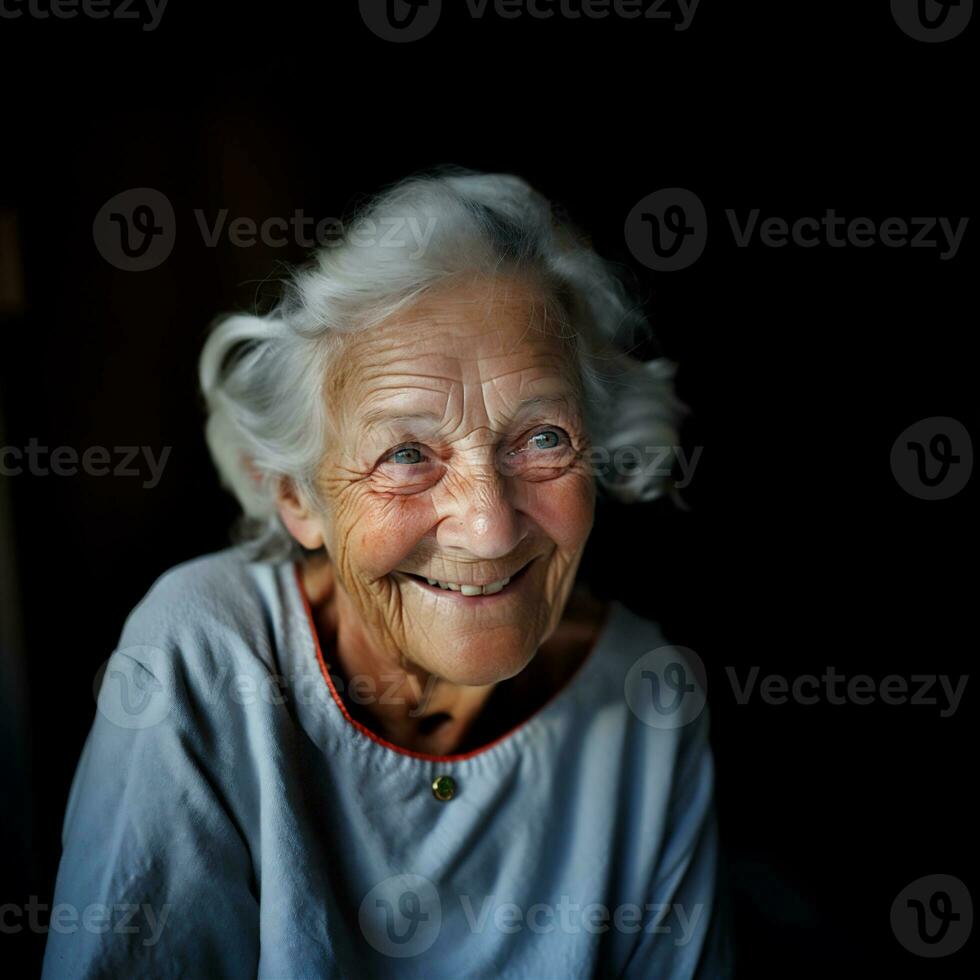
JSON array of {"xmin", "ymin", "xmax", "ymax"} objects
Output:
[
  {"xmin": 522, "ymin": 472, "xmax": 595, "ymax": 552},
  {"xmin": 331, "ymin": 489, "xmax": 439, "ymax": 582}
]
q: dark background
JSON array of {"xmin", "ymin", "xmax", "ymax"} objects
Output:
[{"xmin": 0, "ymin": 2, "xmax": 974, "ymax": 976}]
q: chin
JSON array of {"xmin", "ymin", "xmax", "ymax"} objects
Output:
[{"xmin": 418, "ymin": 629, "xmax": 538, "ymax": 687}]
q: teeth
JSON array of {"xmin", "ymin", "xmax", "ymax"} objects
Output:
[{"xmin": 422, "ymin": 574, "xmax": 513, "ymax": 595}]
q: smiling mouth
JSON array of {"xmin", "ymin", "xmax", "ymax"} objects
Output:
[{"xmin": 398, "ymin": 558, "xmax": 536, "ymax": 598}]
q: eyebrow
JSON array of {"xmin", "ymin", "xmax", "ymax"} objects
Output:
[{"xmin": 360, "ymin": 393, "xmax": 574, "ymax": 430}]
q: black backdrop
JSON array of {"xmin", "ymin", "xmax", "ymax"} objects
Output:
[{"xmin": 0, "ymin": 2, "xmax": 974, "ymax": 976}]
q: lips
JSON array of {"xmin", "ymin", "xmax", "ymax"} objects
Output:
[{"xmin": 398, "ymin": 558, "xmax": 534, "ymax": 598}]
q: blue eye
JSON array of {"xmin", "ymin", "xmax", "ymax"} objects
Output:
[
  {"xmin": 389, "ymin": 446, "xmax": 425, "ymax": 465},
  {"xmin": 530, "ymin": 430, "xmax": 562, "ymax": 450}
]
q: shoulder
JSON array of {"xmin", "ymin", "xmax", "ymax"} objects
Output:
[
  {"xmin": 111, "ymin": 547, "xmax": 286, "ymax": 695},
  {"xmin": 587, "ymin": 603, "xmax": 716, "ymax": 839},
  {"xmin": 587, "ymin": 600, "xmax": 712, "ymax": 749},
  {"xmin": 120, "ymin": 546, "xmax": 273, "ymax": 638}
]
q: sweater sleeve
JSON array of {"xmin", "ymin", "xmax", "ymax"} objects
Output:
[{"xmin": 41, "ymin": 637, "xmax": 260, "ymax": 980}]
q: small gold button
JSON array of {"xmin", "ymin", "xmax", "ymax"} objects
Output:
[{"xmin": 431, "ymin": 775, "xmax": 456, "ymax": 801}]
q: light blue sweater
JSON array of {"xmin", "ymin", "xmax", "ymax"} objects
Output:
[{"xmin": 42, "ymin": 548, "xmax": 731, "ymax": 978}]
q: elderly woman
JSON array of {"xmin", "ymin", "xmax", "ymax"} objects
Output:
[{"xmin": 43, "ymin": 171, "xmax": 730, "ymax": 978}]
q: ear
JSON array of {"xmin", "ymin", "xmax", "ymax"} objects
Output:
[{"xmin": 275, "ymin": 477, "xmax": 325, "ymax": 550}]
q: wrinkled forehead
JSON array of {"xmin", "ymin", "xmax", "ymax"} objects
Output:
[{"xmin": 326, "ymin": 276, "xmax": 583, "ymax": 421}]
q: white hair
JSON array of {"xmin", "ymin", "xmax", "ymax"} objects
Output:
[{"xmin": 199, "ymin": 168, "xmax": 685, "ymax": 559}]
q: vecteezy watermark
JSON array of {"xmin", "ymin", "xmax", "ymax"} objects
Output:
[
  {"xmin": 0, "ymin": 897, "xmax": 170, "ymax": 946},
  {"xmin": 456, "ymin": 895, "xmax": 704, "ymax": 941},
  {"xmin": 359, "ymin": 0, "xmax": 699, "ymax": 43},
  {"xmin": 891, "ymin": 874, "xmax": 972, "ymax": 957},
  {"xmin": 194, "ymin": 210, "xmax": 437, "ymax": 258},
  {"xmin": 624, "ymin": 644, "xmax": 707, "ymax": 730},
  {"xmin": 94, "ymin": 646, "xmax": 172, "ymax": 730},
  {"xmin": 461, "ymin": 0, "xmax": 701, "ymax": 30},
  {"xmin": 93, "ymin": 188, "xmax": 439, "ymax": 271},
  {"xmin": 725, "ymin": 209, "xmax": 968, "ymax": 260},
  {"xmin": 95, "ymin": 651, "xmax": 445, "ymax": 731},
  {"xmin": 624, "ymin": 188, "xmax": 709, "ymax": 272},
  {"xmin": 574, "ymin": 444, "xmax": 701, "ymax": 488},
  {"xmin": 202, "ymin": 664, "xmax": 440, "ymax": 717},
  {"xmin": 0, "ymin": 0, "xmax": 169, "ymax": 31},
  {"xmin": 358, "ymin": 875, "xmax": 705, "ymax": 958},
  {"xmin": 891, "ymin": 0, "xmax": 973, "ymax": 42},
  {"xmin": 93, "ymin": 189, "xmax": 176, "ymax": 272},
  {"xmin": 0, "ymin": 439, "xmax": 171, "ymax": 489},
  {"xmin": 359, "ymin": 875, "xmax": 443, "ymax": 958},
  {"xmin": 725, "ymin": 667, "xmax": 968, "ymax": 718},
  {"xmin": 625, "ymin": 188, "xmax": 970, "ymax": 270},
  {"xmin": 891, "ymin": 417, "xmax": 973, "ymax": 500},
  {"xmin": 359, "ymin": 0, "xmax": 442, "ymax": 42}
]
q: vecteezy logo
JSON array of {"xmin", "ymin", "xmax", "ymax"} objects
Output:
[
  {"xmin": 358, "ymin": 874, "xmax": 442, "ymax": 957},
  {"xmin": 93, "ymin": 188, "xmax": 176, "ymax": 272},
  {"xmin": 908, "ymin": 434, "xmax": 959, "ymax": 486},
  {"xmin": 891, "ymin": 874, "xmax": 972, "ymax": 957},
  {"xmin": 625, "ymin": 188, "xmax": 707, "ymax": 272},
  {"xmin": 94, "ymin": 645, "xmax": 171, "ymax": 730},
  {"xmin": 359, "ymin": 0, "xmax": 442, "ymax": 42},
  {"xmin": 891, "ymin": 0, "xmax": 973, "ymax": 41},
  {"xmin": 624, "ymin": 644, "xmax": 707, "ymax": 730},
  {"xmin": 891, "ymin": 417, "xmax": 972, "ymax": 500}
]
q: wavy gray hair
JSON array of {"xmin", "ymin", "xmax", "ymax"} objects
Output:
[{"xmin": 199, "ymin": 169, "xmax": 684, "ymax": 559}]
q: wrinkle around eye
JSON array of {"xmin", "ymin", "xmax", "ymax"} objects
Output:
[{"xmin": 372, "ymin": 460, "xmax": 443, "ymax": 495}]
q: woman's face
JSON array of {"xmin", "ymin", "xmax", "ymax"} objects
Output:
[{"xmin": 302, "ymin": 274, "xmax": 596, "ymax": 686}]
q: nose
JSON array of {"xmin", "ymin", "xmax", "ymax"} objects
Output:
[{"xmin": 436, "ymin": 462, "xmax": 527, "ymax": 560}]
